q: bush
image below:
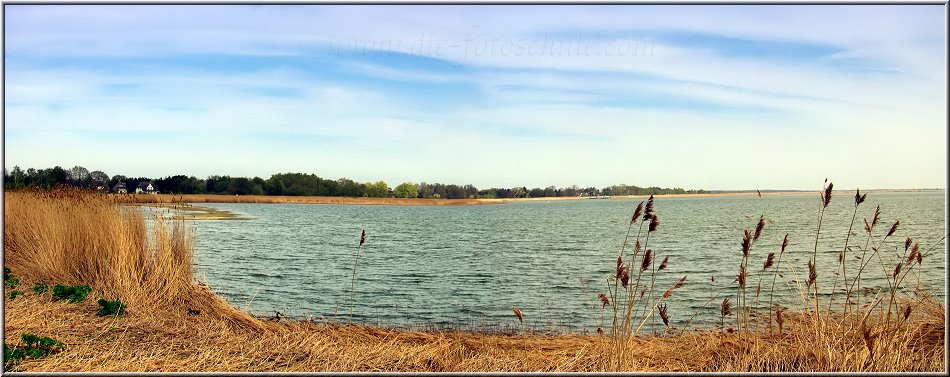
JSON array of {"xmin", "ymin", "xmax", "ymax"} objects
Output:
[
  {"xmin": 97, "ymin": 298, "xmax": 126, "ymax": 317},
  {"xmin": 51, "ymin": 284, "xmax": 92, "ymax": 303},
  {"xmin": 4, "ymin": 267, "xmax": 20, "ymax": 289},
  {"xmin": 32, "ymin": 282, "xmax": 48, "ymax": 294},
  {"xmin": 3, "ymin": 333, "xmax": 64, "ymax": 369},
  {"xmin": 8, "ymin": 291, "xmax": 23, "ymax": 300}
]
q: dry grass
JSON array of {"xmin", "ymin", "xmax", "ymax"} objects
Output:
[{"xmin": 3, "ymin": 189, "xmax": 945, "ymax": 372}]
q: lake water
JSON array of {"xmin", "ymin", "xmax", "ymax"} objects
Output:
[{"xmin": 184, "ymin": 191, "xmax": 946, "ymax": 333}]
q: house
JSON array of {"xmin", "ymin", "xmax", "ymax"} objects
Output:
[
  {"xmin": 112, "ymin": 182, "xmax": 127, "ymax": 194},
  {"xmin": 91, "ymin": 180, "xmax": 109, "ymax": 191},
  {"xmin": 135, "ymin": 181, "xmax": 158, "ymax": 194}
]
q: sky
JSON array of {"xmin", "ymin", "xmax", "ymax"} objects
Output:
[{"xmin": 2, "ymin": 4, "xmax": 947, "ymax": 190}]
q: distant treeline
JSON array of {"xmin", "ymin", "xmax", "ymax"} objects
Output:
[{"xmin": 3, "ymin": 165, "xmax": 708, "ymax": 199}]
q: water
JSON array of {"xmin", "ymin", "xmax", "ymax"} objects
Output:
[{"xmin": 185, "ymin": 191, "xmax": 946, "ymax": 333}]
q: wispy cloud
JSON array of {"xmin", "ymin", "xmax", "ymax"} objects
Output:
[{"xmin": 3, "ymin": 5, "xmax": 945, "ymax": 189}]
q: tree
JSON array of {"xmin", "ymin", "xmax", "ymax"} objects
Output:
[
  {"xmin": 8, "ymin": 166, "xmax": 26, "ymax": 189},
  {"xmin": 228, "ymin": 177, "xmax": 262, "ymax": 195},
  {"xmin": 394, "ymin": 182, "xmax": 418, "ymax": 198},
  {"xmin": 109, "ymin": 175, "xmax": 127, "ymax": 189},
  {"xmin": 364, "ymin": 181, "xmax": 389, "ymax": 198},
  {"xmin": 67, "ymin": 166, "xmax": 89, "ymax": 185},
  {"xmin": 89, "ymin": 170, "xmax": 109, "ymax": 183}
]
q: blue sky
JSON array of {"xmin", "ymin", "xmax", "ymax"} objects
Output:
[{"xmin": 2, "ymin": 5, "xmax": 946, "ymax": 190}]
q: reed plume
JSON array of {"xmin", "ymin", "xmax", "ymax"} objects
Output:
[
  {"xmin": 662, "ymin": 275, "xmax": 687, "ymax": 298},
  {"xmin": 763, "ymin": 253, "xmax": 775, "ymax": 270},
  {"xmin": 643, "ymin": 195, "xmax": 655, "ymax": 221},
  {"xmin": 631, "ymin": 201, "xmax": 644, "ymax": 225},
  {"xmin": 615, "ymin": 255, "xmax": 624, "ymax": 279},
  {"xmin": 855, "ymin": 188, "xmax": 867, "ymax": 205},
  {"xmin": 599, "ymin": 293, "xmax": 610, "ymax": 308},
  {"xmin": 641, "ymin": 249, "xmax": 653, "ymax": 272},
  {"xmin": 822, "ymin": 181, "xmax": 833, "ymax": 208},
  {"xmin": 720, "ymin": 297, "xmax": 731, "ymax": 332},
  {"xmin": 741, "ymin": 230, "xmax": 751, "ymax": 257},
  {"xmin": 886, "ymin": 221, "xmax": 899, "ymax": 237},
  {"xmin": 658, "ymin": 304, "xmax": 670, "ymax": 327},
  {"xmin": 905, "ymin": 242, "xmax": 919, "ymax": 265},
  {"xmin": 753, "ymin": 216, "xmax": 765, "ymax": 242},
  {"xmin": 512, "ymin": 306, "xmax": 524, "ymax": 324},
  {"xmin": 648, "ymin": 215, "xmax": 660, "ymax": 232},
  {"xmin": 658, "ymin": 256, "xmax": 669, "ymax": 271},
  {"xmin": 619, "ymin": 268, "xmax": 630, "ymax": 289},
  {"xmin": 807, "ymin": 260, "xmax": 817, "ymax": 288}
]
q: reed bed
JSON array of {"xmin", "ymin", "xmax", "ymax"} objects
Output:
[{"xmin": 2, "ymin": 188, "xmax": 945, "ymax": 372}]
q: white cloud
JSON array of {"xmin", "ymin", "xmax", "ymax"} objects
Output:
[{"xmin": 2, "ymin": 5, "xmax": 945, "ymax": 189}]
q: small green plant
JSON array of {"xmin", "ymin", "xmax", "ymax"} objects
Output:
[
  {"xmin": 97, "ymin": 298, "xmax": 126, "ymax": 317},
  {"xmin": 51, "ymin": 284, "xmax": 92, "ymax": 303},
  {"xmin": 4, "ymin": 267, "xmax": 20, "ymax": 289},
  {"xmin": 32, "ymin": 282, "xmax": 48, "ymax": 294},
  {"xmin": 3, "ymin": 343, "xmax": 25, "ymax": 369},
  {"xmin": 8, "ymin": 290, "xmax": 23, "ymax": 300},
  {"xmin": 3, "ymin": 333, "xmax": 64, "ymax": 370}
]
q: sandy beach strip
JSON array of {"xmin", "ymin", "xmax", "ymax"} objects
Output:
[{"xmin": 114, "ymin": 189, "xmax": 935, "ymax": 206}]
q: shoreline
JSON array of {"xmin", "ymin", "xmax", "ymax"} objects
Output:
[{"xmin": 117, "ymin": 188, "xmax": 940, "ymax": 206}]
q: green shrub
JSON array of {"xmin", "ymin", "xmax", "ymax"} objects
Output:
[
  {"xmin": 51, "ymin": 284, "xmax": 92, "ymax": 303},
  {"xmin": 3, "ymin": 333, "xmax": 64, "ymax": 370},
  {"xmin": 4, "ymin": 267, "xmax": 19, "ymax": 289},
  {"xmin": 32, "ymin": 282, "xmax": 48, "ymax": 294},
  {"xmin": 96, "ymin": 298, "xmax": 126, "ymax": 317},
  {"xmin": 8, "ymin": 290, "xmax": 23, "ymax": 300}
]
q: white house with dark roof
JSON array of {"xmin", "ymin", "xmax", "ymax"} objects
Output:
[
  {"xmin": 135, "ymin": 181, "xmax": 157, "ymax": 194},
  {"xmin": 91, "ymin": 180, "xmax": 109, "ymax": 191},
  {"xmin": 112, "ymin": 182, "xmax": 127, "ymax": 194}
]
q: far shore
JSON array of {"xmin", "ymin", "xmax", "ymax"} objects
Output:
[{"xmin": 116, "ymin": 188, "xmax": 939, "ymax": 207}]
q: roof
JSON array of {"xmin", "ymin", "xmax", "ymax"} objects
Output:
[{"xmin": 136, "ymin": 181, "xmax": 153, "ymax": 189}]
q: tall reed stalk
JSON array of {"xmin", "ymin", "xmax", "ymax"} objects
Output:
[{"xmin": 349, "ymin": 229, "xmax": 367, "ymax": 323}]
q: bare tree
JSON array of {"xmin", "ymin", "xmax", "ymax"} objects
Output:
[{"xmin": 68, "ymin": 166, "xmax": 90, "ymax": 182}]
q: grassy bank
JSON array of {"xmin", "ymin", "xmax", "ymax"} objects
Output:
[{"xmin": 3, "ymin": 189, "xmax": 945, "ymax": 372}]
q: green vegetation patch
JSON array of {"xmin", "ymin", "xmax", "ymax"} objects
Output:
[
  {"xmin": 8, "ymin": 290, "xmax": 23, "ymax": 300},
  {"xmin": 97, "ymin": 298, "xmax": 127, "ymax": 317},
  {"xmin": 3, "ymin": 333, "xmax": 64, "ymax": 369},
  {"xmin": 51, "ymin": 284, "xmax": 92, "ymax": 303},
  {"xmin": 32, "ymin": 282, "xmax": 48, "ymax": 294},
  {"xmin": 4, "ymin": 267, "xmax": 20, "ymax": 289}
]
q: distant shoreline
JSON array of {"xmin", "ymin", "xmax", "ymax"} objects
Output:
[{"xmin": 118, "ymin": 188, "xmax": 940, "ymax": 206}]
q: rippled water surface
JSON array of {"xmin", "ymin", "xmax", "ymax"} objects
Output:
[{"xmin": 187, "ymin": 191, "xmax": 945, "ymax": 332}]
